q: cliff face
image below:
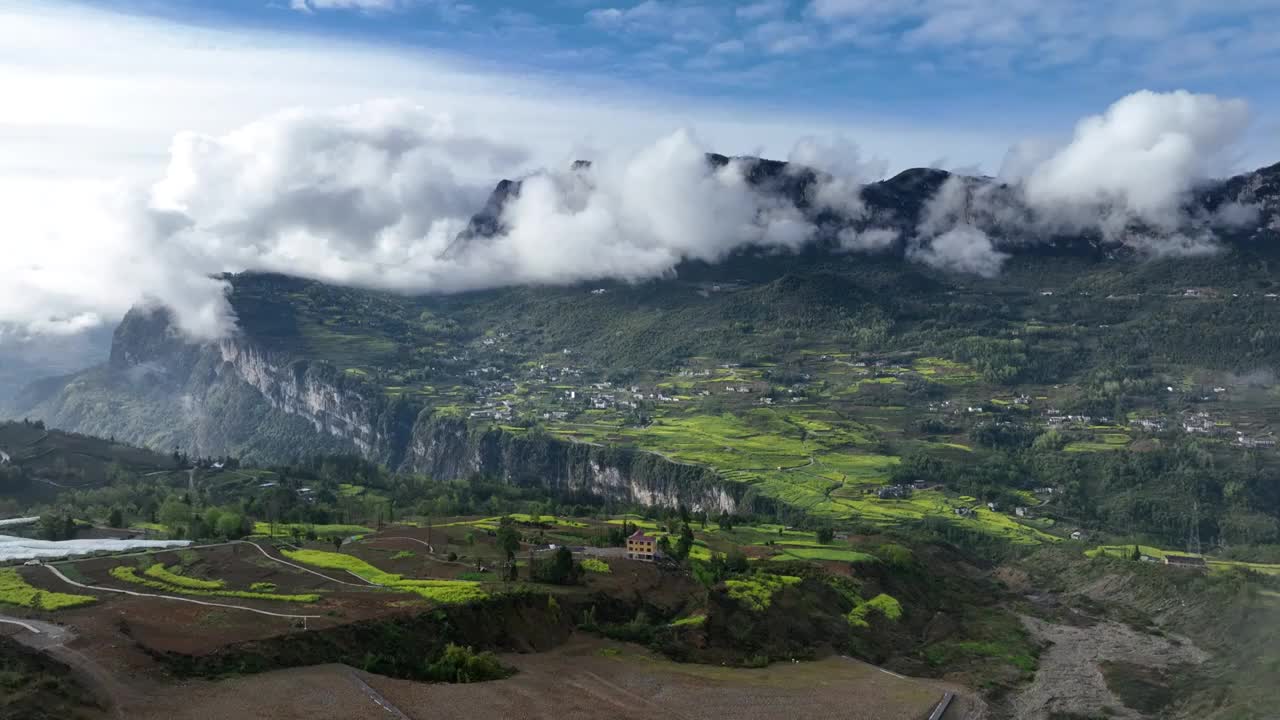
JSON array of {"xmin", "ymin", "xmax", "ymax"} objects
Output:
[
  {"xmin": 16, "ymin": 307, "xmax": 744, "ymax": 513},
  {"xmin": 402, "ymin": 415, "xmax": 742, "ymax": 515},
  {"xmin": 217, "ymin": 339, "xmax": 382, "ymax": 457}
]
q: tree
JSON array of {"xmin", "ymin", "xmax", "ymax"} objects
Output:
[
  {"xmin": 657, "ymin": 535, "xmax": 673, "ymax": 557},
  {"xmin": 496, "ymin": 517, "xmax": 521, "ymax": 560},
  {"xmin": 675, "ymin": 523, "xmax": 694, "ymax": 561},
  {"xmin": 38, "ymin": 514, "xmax": 67, "ymax": 541},
  {"xmin": 215, "ymin": 512, "xmax": 246, "ymax": 540},
  {"xmin": 534, "ymin": 546, "xmax": 578, "ymax": 585},
  {"xmin": 725, "ymin": 547, "xmax": 749, "ymax": 574},
  {"xmin": 107, "ymin": 508, "xmax": 124, "ymax": 529},
  {"xmin": 332, "ymin": 536, "xmax": 344, "ymax": 552},
  {"xmin": 158, "ymin": 497, "xmax": 191, "ymax": 536},
  {"xmin": 717, "ymin": 513, "xmax": 734, "ymax": 531},
  {"xmin": 1130, "ymin": 545, "xmax": 1141, "ymax": 561},
  {"xmin": 816, "ymin": 526, "xmax": 834, "ymax": 544}
]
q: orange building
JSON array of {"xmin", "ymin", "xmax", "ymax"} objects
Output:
[{"xmin": 626, "ymin": 529, "xmax": 657, "ymax": 561}]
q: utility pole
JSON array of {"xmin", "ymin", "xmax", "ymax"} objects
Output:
[{"xmin": 1189, "ymin": 498, "xmax": 1203, "ymax": 556}]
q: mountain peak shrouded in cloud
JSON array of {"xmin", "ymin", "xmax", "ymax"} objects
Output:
[{"xmin": 0, "ymin": 91, "xmax": 1274, "ymax": 344}]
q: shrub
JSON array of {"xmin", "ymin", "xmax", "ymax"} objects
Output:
[
  {"xmin": 724, "ymin": 574, "xmax": 801, "ymax": 612},
  {"xmin": 391, "ymin": 551, "xmax": 416, "ymax": 560},
  {"xmin": 533, "ymin": 547, "xmax": 578, "ymax": 585},
  {"xmin": 847, "ymin": 593, "xmax": 902, "ymax": 628},
  {"xmin": 144, "ymin": 564, "xmax": 224, "ymax": 590},
  {"xmin": 424, "ymin": 644, "xmax": 510, "ymax": 683},
  {"xmin": 0, "ymin": 569, "xmax": 96, "ymax": 611},
  {"xmin": 250, "ymin": 582, "xmax": 277, "ymax": 592},
  {"xmin": 876, "ymin": 543, "xmax": 915, "ymax": 569}
]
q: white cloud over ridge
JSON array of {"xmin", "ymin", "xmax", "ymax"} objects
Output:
[
  {"xmin": 0, "ymin": 5, "xmax": 1269, "ymax": 344},
  {"xmin": 0, "ymin": 89, "xmax": 1263, "ymax": 343}
]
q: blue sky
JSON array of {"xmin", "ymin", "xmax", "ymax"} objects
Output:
[{"xmin": 84, "ymin": 0, "xmax": 1280, "ymax": 148}]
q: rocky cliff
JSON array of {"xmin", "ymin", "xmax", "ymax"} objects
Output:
[
  {"xmin": 403, "ymin": 414, "xmax": 742, "ymax": 515},
  {"xmin": 13, "ymin": 307, "xmax": 744, "ymax": 514}
]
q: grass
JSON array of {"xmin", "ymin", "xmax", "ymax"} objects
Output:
[
  {"xmin": 1064, "ymin": 441, "xmax": 1129, "ymax": 453},
  {"xmin": 252, "ymin": 522, "xmax": 372, "ymax": 538},
  {"xmin": 724, "ymin": 573, "xmax": 802, "ymax": 612},
  {"xmin": 250, "ymin": 582, "xmax": 277, "ymax": 592},
  {"xmin": 281, "ymin": 549, "xmax": 487, "ymax": 604},
  {"xmin": 131, "ymin": 522, "xmax": 170, "ymax": 533},
  {"xmin": 505, "ymin": 513, "xmax": 589, "ymax": 528},
  {"xmin": 1086, "ymin": 544, "xmax": 1280, "ymax": 575},
  {"xmin": 0, "ymin": 569, "xmax": 96, "ymax": 611},
  {"xmin": 143, "ymin": 564, "xmax": 224, "ymax": 590},
  {"xmin": 391, "ymin": 550, "xmax": 416, "ymax": 560},
  {"xmin": 670, "ymin": 614, "xmax": 706, "ymax": 627},
  {"xmin": 110, "ymin": 566, "xmax": 320, "ymax": 603},
  {"xmin": 923, "ymin": 607, "xmax": 1038, "ymax": 677},
  {"xmin": 769, "ymin": 547, "xmax": 879, "ymax": 563},
  {"xmin": 581, "ymin": 558, "xmax": 611, "ymax": 574}
]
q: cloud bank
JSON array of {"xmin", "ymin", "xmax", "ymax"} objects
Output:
[{"xmin": 0, "ymin": 88, "xmax": 1264, "ymax": 343}]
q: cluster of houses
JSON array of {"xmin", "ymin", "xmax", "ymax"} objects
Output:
[
  {"xmin": 469, "ymin": 402, "xmax": 515, "ymax": 422},
  {"xmin": 1046, "ymin": 412, "xmax": 1106, "ymax": 427},
  {"xmin": 1235, "ymin": 432, "xmax": 1278, "ymax": 449},
  {"xmin": 953, "ymin": 502, "xmax": 1032, "ymax": 518},
  {"xmin": 1181, "ymin": 411, "xmax": 1224, "ymax": 435},
  {"xmin": 876, "ymin": 484, "xmax": 919, "ymax": 499}
]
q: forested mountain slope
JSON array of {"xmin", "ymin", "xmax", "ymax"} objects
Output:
[{"xmin": 9, "ymin": 155, "xmax": 1280, "ymax": 549}]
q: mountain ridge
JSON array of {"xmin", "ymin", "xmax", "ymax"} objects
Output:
[{"xmin": 450, "ymin": 153, "xmax": 1280, "ymax": 265}]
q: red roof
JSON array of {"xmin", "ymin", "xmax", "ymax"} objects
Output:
[{"xmin": 628, "ymin": 529, "xmax": 656, "ymax": 542}]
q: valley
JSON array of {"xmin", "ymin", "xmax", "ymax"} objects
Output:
[{"xmin": 4, "ymin": 156, "xmax": 1280, "ymax": 720}]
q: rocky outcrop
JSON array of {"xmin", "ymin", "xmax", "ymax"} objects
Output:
[
  {"xmin": 403, "ymin": 414, "xmax": 743, "ymax": 515},
  {"xmin": 217, "ymin": 338, "xmax": 382, "ymax": 457}
]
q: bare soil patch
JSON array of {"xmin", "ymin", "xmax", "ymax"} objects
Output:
[
  {"xmin": 108, "ymin": 636, "xmax": 981, "ymax": 720},
  {"xmin": 1006, "ymin": 615, "xmax": 1208, "ymax": 720}
]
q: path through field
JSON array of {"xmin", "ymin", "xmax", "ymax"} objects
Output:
[{"xmin": 43, "ymin": 563, "xmax": 323, "ymax": 620}]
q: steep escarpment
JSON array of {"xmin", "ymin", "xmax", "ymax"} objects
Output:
[
  {"xmin": 403, "ymin": 415, "xmax": 744, "ymax": 515},
  {"xmin": 216, "ymin": 338, "xmax": 416, "ymax": 466},
  {"xmin": 12, "ymin": 307, "xmax": 745, "ymax": 513}
]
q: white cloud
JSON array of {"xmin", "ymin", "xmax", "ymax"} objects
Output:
[
  {"xmin": 752, "ymin": 20, "xmax": 818, "ymax": 54},
  {"xmin": 586, "ymin": 1, "xmax": 721, "ymax": 40},
  {"xmin": 1023, "ymin": 90, "xmax": 1251, "ymax": 226},
  {"xmin": 291, "ymin": 0, "xmax": 403, "ymax": 12},
  {"xmin": 0, "ymin": 2, "xmax": 1017, "ymax": 341},
  {"xmin": 915, "ymin": 90, "xmax": 1255, "ymax": 261},
  {"xmin": 4, "ymin": 6, "xmax": 1267, "ymax": 343},
  {"xmin": 838, "ymin": 227, "xmax": 899, "ymax": 251},
  {"xmin": 908, "ymin": 225, "xmax": 1008, "ymax": 277},
  {"xmin": 787, "ymin": 135, "xmax": 886, "ymax": 182},
  {"xmin": 737, "ymin": 0, "xmax": 789, "ymax": 22}
]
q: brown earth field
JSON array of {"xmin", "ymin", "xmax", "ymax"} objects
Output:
[{"xmin": 116, "ymin": 637, "xmax": 982, "ymax": 720}]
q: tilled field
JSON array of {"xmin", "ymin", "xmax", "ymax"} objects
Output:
[{"xmin": 118, "ymin": 637, "xmax": 982, "ymax": 720}]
